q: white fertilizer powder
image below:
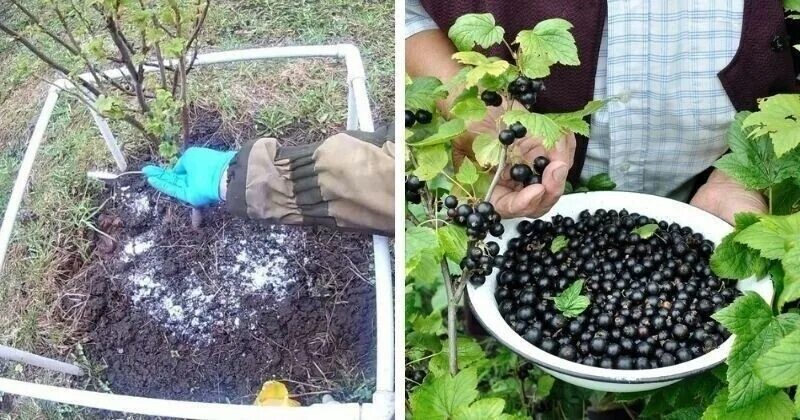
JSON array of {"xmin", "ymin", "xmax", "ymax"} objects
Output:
[{"xmin": 119, "ymin": 224, "xmax": 303, "ymax": 344}]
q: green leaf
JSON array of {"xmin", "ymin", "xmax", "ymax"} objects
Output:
[
  {"xmin": 771, "ymin": 178, "xmax": 800, "ymax": 216},
  {"xmin": 451, "ymin": 51, "xmax": 491, "ymax": 66},
  {"xmin": 428, "ymin": 337, "xmax": 487, "ymax": 377},
  {"xmin": 664, "ymin": 407, "xmax": 704, "ymax": 420},
  {"xmin": 410, "ymin": 368, "xmax": 479, "ymax": 420},
  {"xmin": 711, "ymin": 212, "xmax": 768, "ymax": 280},
  {"xmin": 586, "ymin": 173, "xmax": 616, "ymax": 191},
  {"xmin": 548, "ymin": 100, "xmax": 608, "ymax": 137},
  {"xmin": 552, "ymin": 279, "xmax": 590, "ymax": 318},
  {"xmin": 516, "ymin": 51, "xmax": 553, "ymax": 79},
  {"xmin": 514, "ymin": 18, "xmax": 579, "ymax": 68},
  {"xmin": 735, "ymin": 213, "xmax": 800, "ymax": 260},
  {"xmin": 702, "ymin": 388, "xmax": 793, "ymax": 420},
  {"xmin": 412, "ymin": 119, "xmax": 467, "ymax": 147},
  {"xmin": 450, "ymin": 96, "xmax": 488, "ymax": 122},
  {"xmin": 743, "ymin": 94, "xmax": 800, "ymax": 157},
  {"xmin": 160, "ymin": 37, "xmax": 186, "ymax": 58},
  {"xmin": 502, "ymin": 111, "xmax": 562, "ymax": 149},
  {"xmin": 437, "ymin": 224, "xmax": 468, "ymax": 263},
  {"xmin": 453, "ymin": 398, "xmax": 506, "ymax": 420},
  {"xmin": 713, "ymin": 293, "xmax": 800, "ymax": 410},
  {"xmin": 406, "ymin": 226, "xmax": 442, "ymax": 278},
  {"xmin": 95, "ymin": 95, "xmax": 126, "ymax": 119},
  {"xmin": 472, "ymin": 133, "xmax": 504, "ymax": 167},
  {"xmin": 550, "ymin": 235, "xmax": 568, "ymax": 253},
  {"xmin": 413, "ymin": 311, "xmax": 445, "ymax": 336},
  {"xmin": 536, "ymin": 375, "xmax": 555, "ymax": 399},
  {"xmin": 413, "ymin": 145, "xmax": 449, "ymax": 180},
  {"xmin": 456, "ymin": 159, "xmax": 480, "ymax": 185},
  {"xmin": 754, "ymin": 329, "xmax": 800, "ymax": 387},
  {"xmin": 787, "ymin": 0, "xmax": 800, "ymax": 12},
  {"xmin": 407, "ymin": 77, "xmax": 448, "ymax": 112},
  {"xmin": 465, "ymin": 60, "xmax": 510, "ymax": 88},
  {"xmin": 712, "ymin": 292, "xmax": 773, "ymax": 339},
  {"xmin": 632, "ymin": 224, "xmax": 659, "ymax": 239},
  {"xmin": 448, "ymin": 13, "xmax": 506, "ymax": 52}
]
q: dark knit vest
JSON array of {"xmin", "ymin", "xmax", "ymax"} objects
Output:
[{"xmin": 419, "ymin": 0, "xmax": 797, "ymax": 184}]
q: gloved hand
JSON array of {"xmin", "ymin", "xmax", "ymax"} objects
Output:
[{"xmin": 142, "ymin": 147, "xmax": 236, "ymax": 207}]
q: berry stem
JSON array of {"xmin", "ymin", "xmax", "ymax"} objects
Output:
[
  {"xmin": 486, "ymin": 146, "xmax": 508, "ymax": 202},
  {"xmin": 440, "ymin": 260, "xmax": 459, "ymax": 376}
]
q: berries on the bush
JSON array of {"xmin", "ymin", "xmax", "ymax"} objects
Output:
[
  {"xmin": 405, "ymin": 175, "xmax": 425, "ymax": 204},
  {"xmin": 533, "ymin": 156, "xmax": 551, "ymax": 174},
  {"xmin": 481, "ymin": 90, "xmax": 503, "ymax": 107},
  {"xmin": 405, "ymin": 110, "xmax": 416, "ymax": 128},
  {"xmin": 510, "ymin": 122, "xmax": 527, "ymax": 138},
  {"xmin": 495, "ymin": 208, "xmax": 741, "ymax": 370},
  {"xmin": 415, "ymin": 109, "xmax": 433, "ymax": 124},
  {"xmin": 498, "ymin": 129, "xmax": 516, "ymax": 146},
  {"xmin": 509, "ymin": 76, "xmax": 545, "ymax": 112}
]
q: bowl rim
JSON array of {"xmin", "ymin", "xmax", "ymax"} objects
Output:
[{"xmin": 466, "ymin": 191, "xmax": 774, "ymax": 384}]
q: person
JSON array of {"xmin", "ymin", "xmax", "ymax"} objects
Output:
[
  {"xmin": 142, "ymin": 126, "xmax": 395, "ymax": 236},
  {"xmin": 406, "ymin": 1, "xmax": 798, "ymax": 224}
]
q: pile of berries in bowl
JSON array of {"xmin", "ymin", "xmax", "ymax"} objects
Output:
[{"xmin": 466, "ymin": 191, "xmax": 773, "ymax": 392}]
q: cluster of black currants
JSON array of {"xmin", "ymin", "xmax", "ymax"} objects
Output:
[
  {"xmin": 510, "ymin": 156, "xmax": 551, "ymax": 186},
  {"xmin": 498, "ymin": 121, "xmax": 527, "ymax": 146},
  {"xmin": 405, "ymin": 175, "xmax": 425, "ymax": 204},
  {"xmin": 509, "ymin": 76, "xmax": 545, "ymax": 112},
  {"xmin": 405, "ymin": 109, "xmax": 433, "ymax": 128},
  {"xmin": 495, "ymin": 209, "xmax": 741, "ymax": 370},
  {"xmin": 443, "ymin": 195, "xmax": 505, "ymax": 241}
]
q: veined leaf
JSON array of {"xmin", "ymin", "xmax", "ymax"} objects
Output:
[
  {"xmin": 743, "ymin": 94, "xmax": 800, "ymax": 157},
  {"xmin": 514, "ymin": 18, "xmax": 579, "ymax": 68},
  {"xmin": 407, "ymin": 76, "xmax": 448, "ymax": 112},
  {"xmin": 448, "ymin": 13, "xmax": 506, "ymax": 52},
  {"xmin": 552, "ymin": 279, "xmax": 590, "ymax": 318},
  {"xmin": 473, "ymin": 133, "xmax": 504, "ymax": 167},
  {"xmin": 502, "ymin": 111, "xmax": 562, "ymax": 148}
]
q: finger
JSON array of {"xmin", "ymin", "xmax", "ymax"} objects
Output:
[
  {"xmin": 141, "ymin": 165, "xmax": 165, "ymax": 178},
  {"xmin": 173, "ymin": 148, "xmax": 201, "ymax": 174},
  {"xmin": 540, "ymin": 161, "xmax": 569, "ymax": 209},
  {"xmin": 146, "ymin": 171, "xmax": 189, "ymax": 203},
  {"xmin": 493, "ymin": 184, "xmax": 546, "ymax": 218}
]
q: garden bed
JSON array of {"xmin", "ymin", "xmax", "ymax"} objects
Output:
[{"xmin": 70, "ymin": 110, "xmax": 377, "ymax": 404}]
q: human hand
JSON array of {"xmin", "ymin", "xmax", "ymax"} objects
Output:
[
  {"xmin": 142, "ymin": 147, "xmax": 236, "ymax": 207},
  {"xmin": 690, "ymin": 170, "xmax": 767, "ymax": 224},
  {"xmin": 490, "ymin": 131, "xmax": 576, "ymax": 218}
]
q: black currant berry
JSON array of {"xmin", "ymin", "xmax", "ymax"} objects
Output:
[
  {"xmin": 510, "ymin": 164, "xmax": 534, "ymax": 185},
  {"xmin": 415, "ymin": 109, "xmax": 433, "ymax": 125},
  {"xmin": 533, "ymin": 156, "xmax": 551, "ymax": 174},
  {"xmin": 480, "ymin": 90, "xmax": 503, "ymax": 107},
  {"xmin": 405, "ymin": 110, "xmax": 416, "ymax": 128},
  {"xmin": 509, "ymin": 122, "xmax": 527, "ymax": 138},
  {"xmin": 498, "ymin": 129, "xmax": 516, "ymax": 146}
]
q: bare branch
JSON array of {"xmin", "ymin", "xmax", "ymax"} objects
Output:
[
  {"xmin": 9, "ymin": 0, "xmax": 80, "ymax": 55},
  {"xmin": 105, "ymin": 16, "xmax": 149, "ymax": 112},
  {"xmin": 0, "ymin": 21, "xmax": 101, "ymax": 97}
]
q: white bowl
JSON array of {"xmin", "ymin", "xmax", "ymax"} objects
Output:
[{"xmin": 467, "ymin": 191, "xmax": 773, "ymax": 392}]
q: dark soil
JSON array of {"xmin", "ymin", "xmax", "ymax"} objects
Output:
[{"xmin": 74, "ymin": 107, "xmax": 377, "ymax": 404}]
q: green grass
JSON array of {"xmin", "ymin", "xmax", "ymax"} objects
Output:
[{"xmin": 0, "ymin": 0, "xmax": 393, "ymax": 417}]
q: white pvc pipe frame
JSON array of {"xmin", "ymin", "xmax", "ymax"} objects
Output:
[{"xmin": 0, "ymin": 45, "xmax": 394, "ymax": 420}]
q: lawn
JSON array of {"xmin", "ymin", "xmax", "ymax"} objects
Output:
[{"xmin": 0, "ymin": 1, "xmax": 393, "ymax": 418}]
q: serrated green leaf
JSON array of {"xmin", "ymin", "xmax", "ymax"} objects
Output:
[
  {"xmin": 514, "ymin": 18, "xmax": 579, "ymax": 67},
  {"xmin": 465, "ymin": 60, "xmax": 510, "ymax": 88},
  {"xmin": 451, "ymin": 51, "xmax": 491, "ymax": 67},
  {"xmin": 632, "ymin": 224, "xmax": 659, "ymax": 239},
  {"xmin": 536, "ymin": 375, "xmax": 555, "ymax": 399},
  {"xmin": 450, "ymin": 96, "xmax": 488, "ymax": 122},
  {"xmin": 743, "ymin": 94, "xmax": 800, "ymax": 157},
  {"xmin": 771, "ymin": 178, "xmax": 800, "ymax": 216},
  {"xmin": 406, "ymin": 226, "xmax": 442, "ymax": 280},
  {"xmin": 438, "ymin": 224, "xmax": 468, "ymax": 263},
  {"xmin": 778, "ymin": 246, "xmax": 800, "ymax": 308},
  {"xmin": 586, "ymin": 173, "xmax": 616, "ymax": 191},
  {"xmin": 453, "ymin": 398, "xmax": 506, "ymax": 420},
  {"xmin": 502, "ymin": 110, "xmax": 562, "ymax": 148},
  {"xmin": 552, "ymin": 279, "xmax": 590, "ymax": 318},
  {"xmin": 411, "ymin": 119, "xmax": 466, "ymax": 147},
  {"xmin": 448, "ymin": 13, "xmax": 505, "ymax": 52},
  {"xmin": 456, "ymin": 159, "xmax": 479, "ymax": 185},
  {"xmin": 516, "ymin": 51, "xmax": 553, "ymax": 79},
  {"xmin": 712, "ymin": 292, "xmax": 773, "ymax": 338},
  {"xmin": 550, "ymin": 235, "xmax": 568, "ymax": 253},
  {"xmin": 664, "ymin": 407, "xmax": 704, "ymax": 420},
  {"xmin": 735, "ymin": 213, "xmax": 800, "ymax": 260},
  {"xmin": 413, "ymin": 145, "xmax": 449, "ymax": 181},
  {"xmin": 413, "ymin": 311, "xmax": 445, "ymax": 336},
  {"xmin": 754, "ymin": 328, "xmax": 800, "ymax": 387},
  {"xmin": 407, "ymin": 77, "xmax": 448, "ymax": 112},
  {"xmin": 711, "ymin": 212, "xmax": 768, "ymax": 280},
  {"xmin": 429, "ymin": 337, "xmax": 486, "ymax": 377},
  {"xmin": 473, "ymin": 133, "xmax": 504, "ymax": 167},
  {"xmin": 702, "ymin": 388, "xmax": 793, "ymax": 420},
  {"xmin": 410, "ymin": 368, "xmax": 479, "ymax": 419},
  {"xmin": 161, "ymin": 37, "xmax": 186, "ymax": 58}
]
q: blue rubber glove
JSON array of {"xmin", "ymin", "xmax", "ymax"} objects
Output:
[{"xmin": 142, "ymin": 147, "xmax": 236, "ymax": 207}]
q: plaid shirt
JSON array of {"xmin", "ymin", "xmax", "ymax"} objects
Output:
[{"xmin": 406, "ymin": 1, "xmax": 743, "ymax": 201}]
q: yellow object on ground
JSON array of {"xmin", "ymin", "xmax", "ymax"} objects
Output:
[{"xmin": 254, "ymin": 381, "xmax": 301, "ymax": 407}]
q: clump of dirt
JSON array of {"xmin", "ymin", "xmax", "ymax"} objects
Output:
[{"xmin": 76, "ymin": 107, "xmax": 377, "ymax": 404}]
